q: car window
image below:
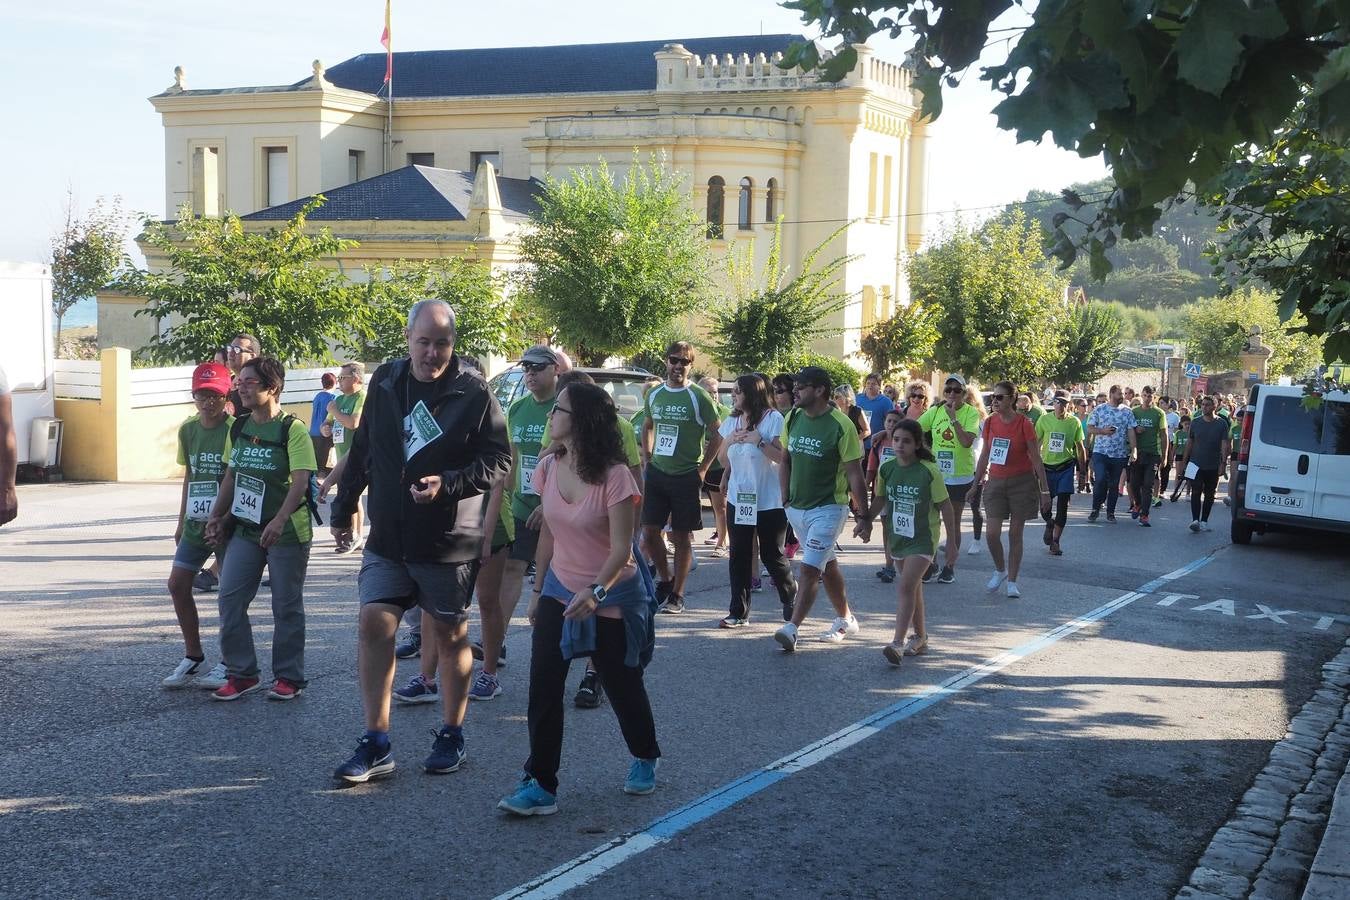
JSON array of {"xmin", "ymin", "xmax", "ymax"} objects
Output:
[
  {"xmin": 1324, "ymin": 399, "xmax": 1350, "ymax": 455},
  {"xmin": 490, "ymin": 370, "xmax": 522, "ymax": 409},
  {"xmin": 1257, "ymin": 395, "xmax": 1323, "ymax": 453}
]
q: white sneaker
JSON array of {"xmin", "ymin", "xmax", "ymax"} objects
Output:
[
  {"xmin": 1006, "ymin": 581, "xmax": 1021, "ymax": 598},
  {"xmin": 903, "ymin": 633, "xmax": 929, "ymax": 656},
  {"xmin": 774, "ymin": 622, "xmax": 798, "ymax": 652},
  {"xmin": 161, "ymin": 657, "xmax": 206, "ymax": 688},
  {"xmin": 986, "ymin": 570, "xmax": 1007, "ymax": 592},
  {"xmin": 1189, "ymin": 520, "xmax": 1202, "ymax": 533},
  {"xmin": 1199, "ymin": 521, "xmax": 1212, "ymax": 532},
  {"xmin": 819, "ymin": 615, "xmax": 860, "ymax": 643},
  {"xmin": 196, "ymin": 662, "xmax": 228, "ymax": 690},
  {"xmin": 967, "ymin": 542, "xmax": 981, "ymax": 556}
]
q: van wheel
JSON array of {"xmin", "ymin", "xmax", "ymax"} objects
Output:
[{"xmin": 1231, "ymin": 520, "xmax": 1254, "ymax": 545}]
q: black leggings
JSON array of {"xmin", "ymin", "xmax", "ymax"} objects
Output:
[
  {"xmin": 726, "ymin": 505, "xmax": 795, "ymax": 619},
  {"xmin": 969, "ymin": 482, "xmax": 985, "ymax": 539},
  {"xmin": 1041, "ymin": 493, "xmax": 1071, "ymax": 529},
  {"xmin": 1191, "ymin": 469, "xmax": 1221, "ymax": 522},
  {"xmin": 525, "ymin": 596, "xmax": 660, "ymax": 795}
]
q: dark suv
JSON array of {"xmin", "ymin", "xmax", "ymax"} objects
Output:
[{"xmin": 489, "ymin": 365, "xmax": 654, "ymax": 420}]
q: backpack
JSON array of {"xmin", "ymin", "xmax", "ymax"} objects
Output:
[{"xmin": 229, "ymin": 413, "xmax": 324, "ymax": 525}]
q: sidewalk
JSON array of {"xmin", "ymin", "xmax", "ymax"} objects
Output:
[{"xmin": 1303, "ymin": 762, "xmax": 1350, "ymax": 898}]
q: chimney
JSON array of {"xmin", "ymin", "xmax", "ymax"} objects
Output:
[{"xmin": 469, "ymin": 160, "xmax": 505, "ymax": 239}]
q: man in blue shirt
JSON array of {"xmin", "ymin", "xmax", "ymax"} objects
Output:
[
  {"xmin": 309, "ymin": 371, "xmax": 338, "ymax": 475},
  {"xmin": 855, "ymin": 372, "xmax": 895, "ymax": 453},
  {"xmin": 1085, "ymin": 384, "xmax": 1139, "ymax": 523}
]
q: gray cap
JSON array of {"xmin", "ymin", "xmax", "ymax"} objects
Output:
[
  {"xmin": 944, "ymin": 373, "xmax": 967, "ymax": 387},
  {"xmin": 520, "ymin": 346, "xmax": 559, "ymax": 367}
]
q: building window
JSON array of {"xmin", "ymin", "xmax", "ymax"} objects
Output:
[
  {"xmin": 348, "ymin": 150, "xmax": 365, "ymax": 184},
  {"xmin": 407, "ymin": 152, "xmax": 434, "ymax": 167},
  {"xmin": 765, "ymin": 178, "xmax": 778, "ymax": 223},
  {"xmin": 867, "ymin": 153, "xmax": 878, "ymax": 218},
  {"xmin": 738, "ymin": 177, "xmax": 753, "ymax": 230},
  {"xmin": 470, "ymin": 150, "xmax": 501, "ymax": 175},
  {"xmin": 706, "ymin": 176, "xmax": 725, "ymax": 239},
  {"xmin": 263, "ymin": 147, "xmax": 289, "ymax": 207},
  {"xmin": 882, "ymin": 156, "xmax": 893, "ymax": 219}
]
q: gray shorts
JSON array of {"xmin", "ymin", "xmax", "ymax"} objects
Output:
[
  {"xmin": 172, "ymin": 539, "xmax": 216, "ymax": 572},
  {"xmin": 358, "ymin": 549, "xmax": 479, "ymax": 626},
  {"xmin": 508, "ymin": 515, "xmax": 541, "ymax": 563}
]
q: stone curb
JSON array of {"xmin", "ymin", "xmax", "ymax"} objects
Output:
[{"xmin": 1176, "ymin": 637, "xmax": 1350, "ymax": 900}]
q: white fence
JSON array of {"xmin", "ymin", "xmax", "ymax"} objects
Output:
[{"xmin": 54, "ymin": 359, "xmax": 363, "ymax": 408}]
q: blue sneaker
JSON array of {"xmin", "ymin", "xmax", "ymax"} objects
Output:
[
  {"xmin": 623, "ymin": 757, "xmax": 660, "ymax": 795},
  {"xmin": 467, "ymin": 670, "xmax": 502, "ymax": 701},
  {"xmin": 424, "ymin": 726, "xmax": 466, "ymax": 774},
  {"xmin": 333, "ymin": 735, "xmax": 395, "ymax": 783},
  {"xmin": 497, "ymin": 775, "xmax": 558, "ymax": 816},
  {"xmin": 392, "ymin": 673, "xmax": 438, "ymax": 704}
]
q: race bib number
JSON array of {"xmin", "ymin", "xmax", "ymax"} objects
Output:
[
  {"xmin": 231, "ymin": 473, "xmax": 265, "ymax": 525},
  {"xmin": 403, "ymin": 400, "xmax": 444, "ymax": 460},
  {"xmin": 331, "ymin": 421, "xmax": 345, "ymax": 445},
  {"xmin": 990, "ymin": 437, "xmax": 1011, "ymax": 466},
  {"xmin": 880, "ymin": 447, "xmax": 897, "ymax": 465},
  {"xmin": 519, "ymin": 455, "xmax": 539, "ymax": 495},
  {"xmin": 654, "ymin": 423, "xmax": 679, "ymax": 457},
  {"xmin": 892, "ymin": 498, "xmax": 916, "ymax": 539},
  {"xmin": 1048, "ymin": 433, "xmax": 1065, "ymax": 455},
  {"xmin": 187, "ymin": 481, "xmax": 217, "ymax": 521},
  {"xmin": 936, "ymin": 449, "xmax": 955, "ymax": 475},
  {"xmin": 734, "ymin": 491, "xmax": 758, "ymax": 526}
]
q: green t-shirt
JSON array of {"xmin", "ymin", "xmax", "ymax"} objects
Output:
[
  {"xmin": 1035, "ymin": 412, "xmax": 1086, "ymax": 467},
  {"xmin": 1174, "ymin": 428, "xmax": 1190, "ymax": 456},
  {"xmin": 644, "ymin": 383, "xmax": 719, "ymax": 476},
  {"xmin": 1133, "ymin": 405, "xmax": 1167, "ymax": 457},
  {"xmin": 177, "ymin": 414, "xmax": 234, "ymax": 548},
  {"xmin": 877, "ymin": 457, "xmax": 948, "ymax": 559},
  {"xmin": 630, "ymin": 407, "xmax": 646, "ymax": 448},
  {"xmin": 707, "ymin": 400, "xmax": 732, "ymax": 473},
  {"xmin": 228, "ymin": 416, "xmax": 317, "ymax": 545},
  {"xmin": 327, "ymin": 390, "xmax": 366, "ymax": 459},
  {"xmin": 917, "ymin": 403, "xmax": 982, "ymax": 480},
  {"xmin": 1024, "ymin": 406, "xmax": 1043, "ymax": 423},
  {"xmin": 507, "ymin": 391, "xmax": 557, "ymax": 521},
  {"xmin": 540, "ymin": 418, "xmax": 640, "ymax": 469},
  {"xmin": 782, "ymin": 406, "xmax": 863, "ymax": 509}
]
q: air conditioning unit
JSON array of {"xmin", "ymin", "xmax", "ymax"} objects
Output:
[{"xmin": 28, "ymin": 416, "xmax": 63, "ymax": 468}]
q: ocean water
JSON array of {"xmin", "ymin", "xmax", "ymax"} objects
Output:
[{"xmin": 58, "ymin": 297, "xmax": 97, "ymax": 330}]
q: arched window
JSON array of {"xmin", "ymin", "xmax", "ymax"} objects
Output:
[
  {"xmin": 765, "ymin": 178, "xmax": 778, "ymax": 223},
  {"xmin": 706, "ymin": 176, "xmax": 725, "ymax": 239},
  {"xmin": 738, "ymin": 177, "xmax": 753, "ymax": 230}
]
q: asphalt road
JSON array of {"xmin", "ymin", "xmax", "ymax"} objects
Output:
[{"xmin": 1, "ymin": 481, "xmax": 1346, "ymax": 899}]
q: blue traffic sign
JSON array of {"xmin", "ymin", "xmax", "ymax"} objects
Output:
[{"xmin": 1184, "ymin": 362, "xmax": 1202, "ymax": 379}]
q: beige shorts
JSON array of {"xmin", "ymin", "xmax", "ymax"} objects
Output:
[{"xmin": 984, "ymin": 473, "xmax": 1040, "ymax": 521}]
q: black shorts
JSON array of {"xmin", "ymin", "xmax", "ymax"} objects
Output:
[
  {"xmin": 946, "ymin": 481, "xmax": 972, "ymax": 506},
  {"xmin": 703, "ymin": 465, "xmax": 724, "ymax": 494},
  {"xmin": 509, "ymin": 515, "xmax": 541, "ymax": 563},
  {"xmin": 642, "ymin": 467, "xmax": 704, "ymax": 532}
]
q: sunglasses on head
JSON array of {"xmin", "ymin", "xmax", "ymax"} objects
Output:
[
  {"xmin": 667, "ymin": 356, "xmax": 692, "ymax": 367},
  {"xmin": 523, "ymin": 362, "xmax": 552, "ymax": 373}
]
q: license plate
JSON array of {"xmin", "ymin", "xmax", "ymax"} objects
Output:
[{"xmin": 1254, "ymin": 492, "xmax": 1303, "ymax": 509}]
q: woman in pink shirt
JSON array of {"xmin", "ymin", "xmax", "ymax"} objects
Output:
[{"xmin": 498, "ymin": 383, "xmax": 661, "ymax": 817}]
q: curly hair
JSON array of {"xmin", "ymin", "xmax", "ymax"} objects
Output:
[{"xmin": 556, "ymin": 382, "xmax": 626, "ymax": 485}]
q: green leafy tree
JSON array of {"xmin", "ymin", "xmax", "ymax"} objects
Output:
[
  {"xmin": 1048, "ymin": 302, "xmax": 1123, "ymax": 386},
  {"xmin": 705, "ymin": 221, "xmax": 855, "ymax": 373},
  {"xmin": 782, "ymin": 1, "xmax": 1348, "ymax": 337},
  {"xmin": 782, "ymin": 351, "xmax": 862, "ymax": 393},
  {"xmin": 345, "ymin": 259, "xmax": 525, "ymax": 364},
  {"xmin": 858, "ymin": 300, "xmax": 939, "ymax": 378},
  {"xmin": 516, "ymin": 156, "xmax": 712, "ymax": 366},
  {"xmin": 1184, "ymin": 288, "xmax": 1325, "ymax": 376},
  {"xmin": 50, "ymin": 192, "xmax": 127, "ymax": 345},
  {"xmin": 122, "ymin": 200, "xmax": 358, "ymax": 365},
  {"xmin": 910, "ymin": 212, "xmax": 1067, "ymax": 386}
]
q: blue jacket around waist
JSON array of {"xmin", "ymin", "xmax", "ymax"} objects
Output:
[{"xmin": 543, "ymin": 543, "xmax": 657, "ymax": 668}]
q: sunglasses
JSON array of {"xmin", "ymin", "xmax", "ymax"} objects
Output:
[
  {"xmin": 523, "ymin": 362, "xmax": 552, "ymax": 373},
  {"xmin": 908, "ymin": 393, "xmax": 927, "ymax": 400},
  {"xmin": 990, "ymin": 393, "xmax": 1007, "ymax": 401},
  {"xmin": 226, "ymin": 345, "xmax": 255, "ymax": 355},
  {"xmin": 667, "ymin": 357, "xmax": 692, "ymax": 367},
  {"xmin": 943, "ymin": 386, "xmax": 962, "ymax": 394}
]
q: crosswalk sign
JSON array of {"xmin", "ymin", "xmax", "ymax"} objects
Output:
[{"xmin": 1184, "ymin": 362, "xmax": 1202, "ymax": 379}]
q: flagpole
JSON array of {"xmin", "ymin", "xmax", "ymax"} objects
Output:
[{"xmin": 382, "ymin": 0, "xmax": 393, "ymax": 172}]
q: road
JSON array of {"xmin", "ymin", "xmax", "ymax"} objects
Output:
[{"xmin": 1, "ymin": 481, "xmax": 1346, "ymax": 899}]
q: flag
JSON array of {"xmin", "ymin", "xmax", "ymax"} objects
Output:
[{"xmin": 381, "ymin": 0, "xmax": 392, "ymax": 84}]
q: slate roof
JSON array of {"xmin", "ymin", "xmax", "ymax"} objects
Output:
[
  {"xmin": 241, "ymin": 165, "xmax": 541, "ymax": 222},
  {"xmin": 311, "ymin": 34, "xmax": 805, "ymax": 98}
]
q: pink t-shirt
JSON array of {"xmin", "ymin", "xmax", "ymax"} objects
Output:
[{"xmin": 536, "ymin": 454, "xmax": 640, "ymax": 612}]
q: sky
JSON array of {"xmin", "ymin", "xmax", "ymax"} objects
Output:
[{"xmin": 0, "ymin": 0, "xmax": 1107, "ymax": 266}]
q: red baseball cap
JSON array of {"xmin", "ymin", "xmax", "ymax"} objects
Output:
[{"xmin": 192, "ymin": 362, "xmax": 233, "ymax": 396}]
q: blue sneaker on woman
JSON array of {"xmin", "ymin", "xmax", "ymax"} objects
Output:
[
  {"xmin": 623, "ymin": 758, "xmax": 660, "ymax": 795},
  {"xmin": 497, "ymin": 776, "xmax": 558, "ymax": 816}
]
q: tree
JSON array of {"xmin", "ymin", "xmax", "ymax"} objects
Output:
[
  {"xmin": 858, "ymin": 299, "xmax": 939, "ymax": 378},
  {"xmin": 782, "ymin": 1, "xmax": 1348, "ymax": 334},
  {"xmin": 910, "ymin": 212, "xmax": 1067, "ymax": 386},
  {"xmin": 1184, "ymin": 288, "xmax": 1325, "ymax": 376},
  {"xmin": 50, "ymin": 192, "xmax": 127, "ymax": 346},
  {"xmin": 344, "ymin": 259, "xmax": 526, "ymax": 364},
  {"xmin": 1047, "ymin": 302, "xmax": 1123, "ymax": 386},
  {"xmin": 121, "ymin": 200, "xmax": 358, "ymax": 365},
  {"xmin": 705, "ymin": 221, "xmax": 855, "ymax": 373},
  {"xmin": 516, "ymin": 157, "xmax": 712, "ymax": 366}
]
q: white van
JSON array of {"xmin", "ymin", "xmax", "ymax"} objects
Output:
[
  {"xmin": 1230, "ymin": 383, "xmax": 1350, "ymax": 544},
  {"xmin": 0, "ymin": 261, "xmax": 55, "ymax": 464}
]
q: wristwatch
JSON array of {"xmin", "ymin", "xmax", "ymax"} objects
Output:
[{"xmin": 589, "ymin": 583, "xmax": 607, "ymax": 604}]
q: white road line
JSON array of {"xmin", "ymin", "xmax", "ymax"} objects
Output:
[{"xmin": 492, "ymin": 554, "xmax": 1215, "ymax": 900}]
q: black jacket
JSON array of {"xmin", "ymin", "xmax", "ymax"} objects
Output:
[{"xmin": 331, "ymin": 356, "xmax": 511, "ymax": 564}]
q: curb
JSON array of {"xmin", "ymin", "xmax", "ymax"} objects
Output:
[{"xmin": 1176, "ymin": 637, "xmax": 1350, "ymax": 900}]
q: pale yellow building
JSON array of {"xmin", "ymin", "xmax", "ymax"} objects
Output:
[{"xmin": 114, "ymin": 34, "xmax": 929, "ymax": 365}]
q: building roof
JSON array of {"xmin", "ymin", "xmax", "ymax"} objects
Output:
[
  {"xmin": 312, "ymin": 34, "xmax": 805, "ymax": 98},
  {"xmin": 241, "ymin": 165, "xmax": 541, "ymax": 222}
]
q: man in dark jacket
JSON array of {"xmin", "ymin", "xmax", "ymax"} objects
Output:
[{"xmin": 331, "ymin": 299, "xmax": 511, "ymax": 783}]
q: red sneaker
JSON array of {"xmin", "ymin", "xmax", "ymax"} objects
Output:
[
  {"xmin": 267, "ymin": 678, "xmax": 303, "ymax": 701},
  {"xmin": 211, "ymin": 675, "xmax": 262, "ymax": 701}
]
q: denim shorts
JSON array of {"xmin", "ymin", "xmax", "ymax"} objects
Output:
[{"xmin": 172, "ymin": 538, "xmax": 216, "ymax": 572}]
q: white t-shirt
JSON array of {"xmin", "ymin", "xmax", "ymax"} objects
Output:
[
  {"xmin": 0, "ymin": 365, "xmax": 9, "ymax": 395},
  {"xmin": 719, "ymin": 409, "xmax": 785, "ymax": 511}
]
